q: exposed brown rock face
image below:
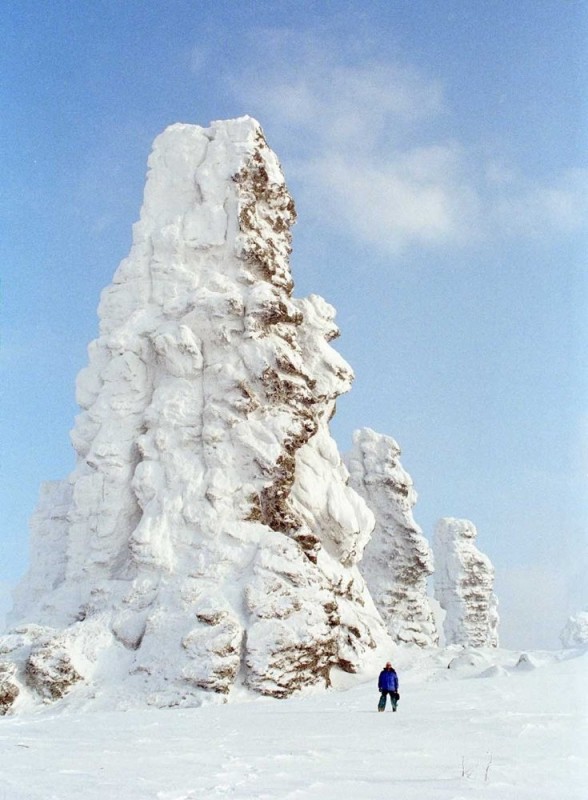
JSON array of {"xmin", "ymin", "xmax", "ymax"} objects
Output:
[
  {"xmin": 0, "ymin": 664, "xmax": 20, "ymax": 716},
  {"xmin": 25, "ymin": 646, "xmax": 82, "ymax": 701}
]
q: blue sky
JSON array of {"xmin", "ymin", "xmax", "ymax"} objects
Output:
[{"xmin": 1, "ymin": 0, "xmax": 586, "ymax": 647}]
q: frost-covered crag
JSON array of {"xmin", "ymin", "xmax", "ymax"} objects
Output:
[
  {"xmin": 560, "ymin": 611, "xmax": 588, "ymax": 649},
  {"xmin": 433, "ymin": 517, "xmax": 499, "ymax": 647},
  {"xmin": 346, "ymin": 428, "xmax": 438, "ymax": 647},
  {"xmin": 1, "ymin": 117, "xmax": 388, "ymax": 714}
]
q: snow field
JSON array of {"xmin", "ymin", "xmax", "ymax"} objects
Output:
[{"xmin": 1, "ymin": 648, "xmax": 585, "ymax": 800}]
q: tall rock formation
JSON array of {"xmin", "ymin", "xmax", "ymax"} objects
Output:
[
  {"xmin": 1, "ymin": 117, "xmax": 388, "ymax": 714},
  {"xmin": 560, "ymin": 611, "xmax": 588, "ymax": 648},
  {"xmin": 433, "ymin": 517, "xmax": 499, "ymax": 647},
  {"xmin": 346, "ymin": 428, "xmax": 438, "ymax": 647}
]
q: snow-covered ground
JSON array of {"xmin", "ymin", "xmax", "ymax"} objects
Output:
[{"xmin": 1, "ymin": 647, "xmax": 585, "ymax": 800}]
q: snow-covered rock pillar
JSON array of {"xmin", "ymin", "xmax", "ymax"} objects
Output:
[
  {"xmin": 1, "ymin": 117, "xmax": 388, "ymax": 713},
  {"xmin": 560, "ymin": 611, "xmax": 588, "ymax": 648},
  {"xmin": 433, "ymin": 517, "xmax": 499, "ymax": 647},
  {"xmin": 346, "ymin": 428, "xmax": 438, "ymax": 647}
]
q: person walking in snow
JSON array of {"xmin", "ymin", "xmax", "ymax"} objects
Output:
[{"xmin": 378, "ymin": 662, "xmax": 399, "ymax": 712}]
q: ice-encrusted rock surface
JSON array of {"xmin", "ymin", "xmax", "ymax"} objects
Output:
[
  {"xmin": 2, "ymin": 117, "xmax": 389, "ymax": 713},
  {"xmin": 433, "ymin": 517, "xmax": 499, "ymax": 648},
  {"xmin": 560, "ymin": 611, "xmax": 588, "ymax": 648},
  {"xmin": 345, "ymin": 428, "xmax": 438, "ymax": 647}
]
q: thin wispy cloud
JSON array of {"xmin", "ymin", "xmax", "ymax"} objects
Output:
[
  {"xmin": 488, "ymin": 166, "xmax": 588, "ymax": 237},
  {"xmin": 231, "ymin": 30, "xmax": 587, "ymax": 255},
  {"xmin": 190, "ymin": 44, "xmax": 209, "ymax": 75}
]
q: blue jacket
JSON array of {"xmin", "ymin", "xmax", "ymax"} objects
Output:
[{"xmin": 378, "ymin": 667, "xmax": 398, "ymax": 692}]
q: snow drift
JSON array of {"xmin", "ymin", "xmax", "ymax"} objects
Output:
[
  {"xmin": 1, "ymin": 117, "xmax": 390, "ymax": 714},
  {"xmin": 2, "ymin": 646, "xmax": 586, "ymax": 799}
]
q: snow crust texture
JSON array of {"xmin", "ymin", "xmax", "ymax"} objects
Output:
[
  {"xmin": 2, "ymin": 647, "xmax": 586, "ymax": 800},
  {"xmin": 346, "ymin": 428, "xmax": 438, "ymax": 647},
  {"xmin": 1, "ymin": 117, "xmax": 389, "ymax": 713},
  {"xmin": 433, "ymin": 517, "xmax": 499, "ymax": 647}
]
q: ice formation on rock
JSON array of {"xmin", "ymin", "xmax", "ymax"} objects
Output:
[
  {"xmin": 433, "ymin": 517, "xmax": 499, "ymax": 647},
  {"xmin": 559, "ymin": 610, "xmax": 588, "ymax": 648},
  {"xmin": 345, "ymin": 428, "xmax": 438, "ymax": 647},
  {"xmin": 1, "ymin": 117, "xmax": 389, "ymax": 714}
]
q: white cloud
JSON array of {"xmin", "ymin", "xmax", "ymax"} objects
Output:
[
  {"xmin": 231, "ymin": 32, "xmax": 588, "ymax": 255},
  {"xmin": 249, "ymin": 63, "xmax": 443, "ymax": 152},
  {"xmin": 299, "ymin": 148, "xmax": 479, "ymax": 252},
  {"xmin": 234, "ymin": 31, "xmax": 443, "ymax": 153}
]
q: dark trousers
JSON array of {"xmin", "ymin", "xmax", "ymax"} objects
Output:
[{"xmin": 378, "ymin": 690, "xmax": 398, "ymax": 710}]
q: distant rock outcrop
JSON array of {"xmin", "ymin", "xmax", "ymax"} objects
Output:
[
  {"xmin": 433, "ymin": 517, "xmax": 499, "ymax": 647},
  {"xmin": 560, "ymin": 611, "xmax": 588, "ymax": 648},
  {"xmin": 1, "ymin": 117, "xmax": 389, "ymax": 712},
  {"xmin": 0, "ymin": 663, "xmax": 19, "ymax": 716},
  {"xmin": 346, "ymin": 428, "xmax": 438, "ymax": 647}
]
